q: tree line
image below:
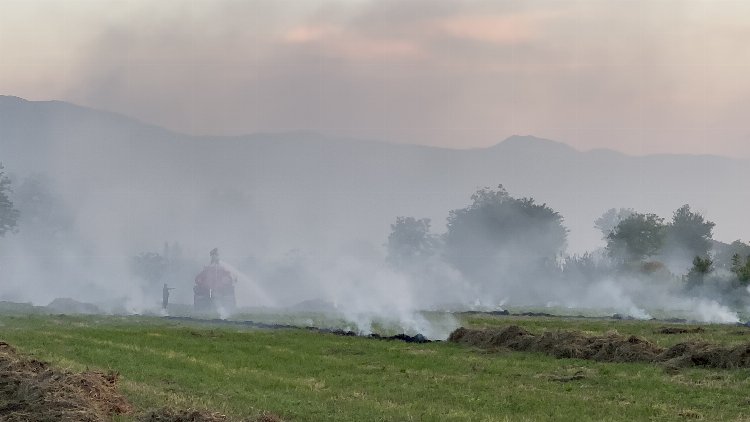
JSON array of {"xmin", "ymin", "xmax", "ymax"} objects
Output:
[{"xmin": 387, "ymin": 184, "xmax": 750, "ymax": 290}]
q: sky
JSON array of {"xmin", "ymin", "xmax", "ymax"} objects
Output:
[{"xmin": 2, "ymin": 0, "xmax": 750, "ymax": 157}]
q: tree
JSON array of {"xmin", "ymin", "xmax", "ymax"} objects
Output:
[
  {"xmin": 386, "ymin": 216, "xmax": 437, "ymax": 269},
  {"xmin": 560, "ymin": 252, "xmax": 611, "ymax": 284},
  {"xmin": 663, "ymin": 205, "xmax": 715, "ymax": 264},
  {"xmin": 130, "ymin": 252, "xmax": 167, "ymax": 285},
  {"xmin": 0, "ymin": 163, "xmax": 19, "ymax": 237},
  {"xmin": 730, "ymin": 253, "xmax": 750, "ymax": 284},
  {"xmin": 443, "ymin": 185, "xmax": 567, "ymax": 282},
  {"xmin": 13, "ymin": 175, "xmax": 74, "ymax": 237},
  {"xmin": 714, "ymin": 240, "xmax": 750, "ymax": 271},
  {"xmin": 607, "ymin": 212, "xmax": 665, "ymax": 263},
  {"xmin": 686, "ymin": 255, "xmax": 713, "ymax": 288},
  {"xmin": 595, "ymin": 208, "xmax": 634, "ymax": 239}
]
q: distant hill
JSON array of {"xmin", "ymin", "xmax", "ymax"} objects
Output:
[{"xmin": 1, "ymin": 95, "xmax": 748, "ymax": 257}]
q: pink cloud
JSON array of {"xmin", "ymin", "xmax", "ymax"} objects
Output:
[
  {"xmin": 281, "ymin": 23, "xmax": 425, "ymax": 60},
  {"xmin": 283, "ymin": 24, "xmax": 339, "ymax": 44},
  {"xmin": 434, "ymin": 13, "xmax": 553, "ymax": 44}
]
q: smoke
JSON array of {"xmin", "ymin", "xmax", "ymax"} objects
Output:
[
  {"xmin": 217, "ymin": 260, "xmax": 276, "ymax": 308},
  {"xmin": 1, "ymin": 161, "xmax": 748, "ymax": 340},
  {"xmin": 1, "ymin": 102, "xmax": 749, "ymax": 338},
  {"xmin": 230, "ymin": 253, "xmax": 460, "ymax": 338},
  {"xmin": 691, "ymin": 300, "xmax": 740, "ymax": 324},
  {"xmin": 545, "ymin": 276, "xmax": 741, "ymax": 324}
]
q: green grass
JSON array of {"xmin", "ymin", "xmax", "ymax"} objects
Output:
[{"xmin": 2, "ymin": 314, "xmax": 750, "ymax": 421}]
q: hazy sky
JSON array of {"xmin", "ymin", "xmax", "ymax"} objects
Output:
[{"xmin": 2, "ymin": 0, "xmax": 749, "ymax": 156}]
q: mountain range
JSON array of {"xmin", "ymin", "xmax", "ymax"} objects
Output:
[{"xmin": 1, "ymin": 95, "xmax": 747, "ymax": 257}]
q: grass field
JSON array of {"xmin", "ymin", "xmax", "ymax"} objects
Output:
[{"xmin": 2, "ymin": 313, "xmax": 750, "ymax": 421}]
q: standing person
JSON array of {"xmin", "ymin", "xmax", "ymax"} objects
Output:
[{"xmin": 162, "ymin": 283, "xmax": 175, "ymax": 310}]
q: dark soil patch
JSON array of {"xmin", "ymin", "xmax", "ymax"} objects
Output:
[
  {"xmin": 165, "ymin": 316, "xmax": 434, "ymax": 343},
  {"xmin": 140, "ymin": 408, "xmax": 284, "ymax": 422},
  {"xmin": 140, "ymin": 408, "xmax": 230, "ymax": 422},
  {"xmin": 655, "ymin": 327, "xmax": 705, "ymax": 335},
  {"xmin": 448, "ymin": 326, "xmax": 662, "ymax": 363},
  {"xmin": 659, "ymin": 341, "xmax": 750, "ymax": 369},
  {"xmin": 549, "ymin": 371, "xmax": 587, "ymax": 382},
  {"xmin": 0, "ymin": 340, "xmax": 131, "ymax": 421},
  {"xmin": 517, "ymin": 312, "xmax": 555, "ymax": 317},
  {"xmin": 448, "ymin": 326, "xmax": 750, "ymax": 369},
  {"xmin": 462, "ymin": 310, "xmax": 510, "ymax": 316},
  {"xmin": 367, "ymin": 333, "xmax": 431, "ymax": 343}
]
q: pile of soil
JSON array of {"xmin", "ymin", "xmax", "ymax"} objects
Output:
[
  {"xmin": 140, "ymin": 408, "xmax": 284, "ymax": 422},
  {"xmin": 0, "ymin": 341, "xmax": 131, "ymax": 421},
  {"xmin": 659, "ymin": 341, "xmax": 750, "ymax": 369},
  {"xmin": 655, "ymin": 326, "xmax": 705, "ymax": 335},
  {"xmin": 140, "ymin": 408, "xmax": 231, "ymax": 422},
  {"xmin": 448, "ymin": 326, "xmax": 750, "ymax": 369},
  {"xmin": 448, "ymin": 326, "xmax": 662, "ymax": 363}
]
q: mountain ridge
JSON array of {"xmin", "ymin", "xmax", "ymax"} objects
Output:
[
  {"xmin": 1, "ymin": 95, "xmax": 747, "ymax": 256},
  {"xmin": 3, "ymin": 95, "xmax": 741, "ymax": 162}
]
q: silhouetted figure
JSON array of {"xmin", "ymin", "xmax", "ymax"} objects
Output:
[{"xmin": 162, "ymin": 283, "xmax": 175, "ymax": 310}]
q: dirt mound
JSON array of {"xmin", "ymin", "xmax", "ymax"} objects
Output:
[
  {"xmin": 140, "ymin": 408, "xmax": 231, "ymax": 421},
  {"xmin": 449, "ymin": 326, "xmax": 661, "ymax": 363},
  {"xmin": 659, "ymin": 342, "xmax": 750, "ymax": 369},
  {"xmin": 140, "ymin": 408, "xmax": 285, "ymax": 422},
  {"xmin": 656, "ymin": 326, "xmax": 705, "ymax": 335},
  {"xmin": 449, "ymin": 326, "xmax": 750, "ymax": 369},
  {"xmin": 527, "ymin": 330, "xmax": 663, "ymax": 362},
  {"xmin": 0, "ymin": 341, "xmax": 132, "ymax": 421}
]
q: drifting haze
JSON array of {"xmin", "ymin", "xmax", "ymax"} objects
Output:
[
  {"xmin": 2, "ymin": 0, "xmax": 750, "ymax": 156},
  {"xmin": 1, "ymin": 97, "xmax": 749, "ymax": 337}
]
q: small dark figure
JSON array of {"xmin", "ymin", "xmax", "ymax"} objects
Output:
[{"xmin": 162, "ymin": 283, "xmax": 175, "ymax": 310}]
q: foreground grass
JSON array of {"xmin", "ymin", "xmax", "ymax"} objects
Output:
[{"xmin": 1, "ymin": 314, "xmax": 750, "ymax": 421}]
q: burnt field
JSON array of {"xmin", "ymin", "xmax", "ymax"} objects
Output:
[{"xmin": 2, "ymin": 312, "xmax": 750, "ymax": 421}]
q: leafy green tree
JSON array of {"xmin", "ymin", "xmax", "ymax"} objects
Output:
[
  {"xmin": 0, "ymin": 163, "xmax": 19, "ymax": 237},
  {"xmin": 595, "ymin": 208, "xmax": 634, "ymax": 239},
  {"xmin": 386, "ymin": 216, "xmax": 437, "ymax": 268},
  {"xmin": 607, "ymin": 213, "xmax": 666, "ymax": 264},
  {"xmin": 730, "ymin": 253, "xmax": 750, "ymax": 284},
  {"xmin": 663, "ymin": 205, "xmax": 715, "ymax": 264},
  {"xmin": 686, "ymin": 255, "xmax": 713, "ymax": 288},
  {"xmin": 444, "ymin": 185, "xmax": 567, "ymax": 282},
  {"xmin": 691, "ymin": 256, "xmax": 713, "ymax": 274}
]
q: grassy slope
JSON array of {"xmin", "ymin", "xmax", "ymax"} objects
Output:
[{"xmin": 1, "ymin": 314, "xmax": 750, "ymax": 421}]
